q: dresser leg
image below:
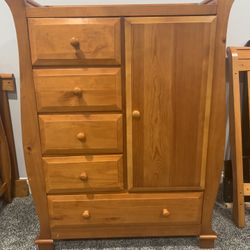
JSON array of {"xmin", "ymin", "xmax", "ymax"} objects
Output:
[
  {"xmin": 199, "ymin": 235, "xmax": 217, "ymax": 249},
  {"xmin": 35, "ymin": 239, "xmax": 54, "ymax": 250}
]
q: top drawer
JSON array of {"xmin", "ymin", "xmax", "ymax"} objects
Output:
[{"xmin": 28, "ymin": 18, "xmax": 121, "ymax": 66}]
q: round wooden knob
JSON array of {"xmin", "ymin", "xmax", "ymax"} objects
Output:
[
  {"xmin": 162, "ymin": 209, "xmax": 170, "ymax": 217},
  {"xmin": 73, "ymin": 87, "xmax": 82, "ymax": 96},
  {"xmin": 76, "ymin": 132, "xmax": 86, "ymax": 141},
  {"xmin": 70, "ymin": 37, "xmax": 80, "ymax": 48},
  {"xmin": 132, "ymin": 110, "xmax": 141, "ymax": 119},
  {"xmin": 82, "ymin": 210, "xmax": 90, "ymax": 219},
  {"xmin": 79, "ymin": 172, "xmax": 88, "ymax": 182}
]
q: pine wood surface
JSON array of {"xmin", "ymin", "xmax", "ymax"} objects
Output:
[
  {"xmin": 25, "ymin": 4, "xmax": 217, "ymax": 18},
  {"xmin": 125, "ymin": 16, "xmax": 216, "ymax": 191},
  {"xmin": 28, "ymin": 18, "xmax": 121, "ymax": 66},
  {"xmin": 5, "ymin": 1, "xmax": 53, "ymax": 247},
  {"xmin": 0, "ymin": 116, "xmax": 12, "ymax": 202},
  {"xmin": 48, "ymin": 192, "xmax": 203, "ymax": 229},
  {"xmin": 33, "ymin": 68, "xmax": 122, "ymax": 113},
  {"xmin": 227, "ymin": 47, "xmax": 250, "ymax": 228},
  {"xmin": 39, "ymin": 114, "xmax": 123, "ymax": 155},
  {"xmin": 43, "ymin": 155, "xmax": 123, "ymax": 194},
  {"xmin": 5, "ymin": 0, "xmax": 233, "ymax": 249},
  {"xmin": 199, "ymin": 1, "xmax": 234, "ymax": 247}
]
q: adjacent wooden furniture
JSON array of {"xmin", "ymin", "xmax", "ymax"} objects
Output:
[
  {"xmin": 0, "ymin": 74, "xmax": 29, "ymax": 201},
  {"xmin": 223, "ymin": 42, "xmax": 250, "ymax": 205},
  {"xmin": 228, "ymin": 47, "xmax": 250, "ymax": 228},
  {"xmin": 6, "ymin": 0, "xmax": 233, "ymax": 249},
  {"xmin": 0, "ymin": 74, "xmax": 15, "ymax": 202}
]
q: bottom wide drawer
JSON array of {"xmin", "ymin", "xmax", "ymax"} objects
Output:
[{"xmin": 48, "ymin": 192, "xmax": 203, "ymax": 238}]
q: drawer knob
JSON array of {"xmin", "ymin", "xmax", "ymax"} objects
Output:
[
  {"xmin": 82, "ymin": 210, "xmax": 90, "ymax": 219},
  {"xmin": 70, "ymin": 37, "xmax": 80, "ymax": 49},
  {"xmin": 132, "ymin": 110, "xmax": 141, "ymax": 119},
  {"xmin": 73, "ymin": 87, "xmax": 82, "ymax": 96},
  {"xmin": 77, "ymin": 132, "xmax": 86, "ymax": 141},
  {"xmin": 162, "ymin": 209, "xmax": 170, "ymax": 217},
  {"xmin": 79, "ymin": 172, "xmax": 88, "ymax": 182}
]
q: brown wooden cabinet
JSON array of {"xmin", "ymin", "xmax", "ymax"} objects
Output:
[{"xmin": 6, "ymin": 0, "xmax": 233, "ymax": 249}]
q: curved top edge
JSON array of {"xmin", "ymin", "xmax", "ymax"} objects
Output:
[
  {"xmin": 25, "ymin": 0, "xmax": 41, "ymax": 7},
  {"xmin": 200, "ymin": 0, "xmax": 217, "ymax": 5}
]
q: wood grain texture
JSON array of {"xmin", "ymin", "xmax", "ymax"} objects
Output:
[
  {"xmin": 33, "ymin": 68, "xmax": 122, "ymax": 112},
  {"xmin": 244, "ymin": 183, "xmax": 250, "ymax": 196},
  {"xmin": 43, "ymin": 155, "xmax": 123, "ymax": 194},
  {"xmin": 5, "ymin": 0, "xmax": 53, "ymax": 246},
  {"xmin": 48, "ymin": 192, "xmax": 203, "ymax": 229},
  {"xmin": 13, "ymin": 179, "xmax": 29, "ymax": 197},
  {"xmin": 28, "ymin": 18, "xmax": 121, "ymax": 66},
  {"xmin": 227, "ymin": 47, "xmax": 250, "ymax": 228},
  {"xmin": 125, "ymin": 16, "xmax": 216, "ymax": 191},
  {"xmin": 200, "ymin": 0, "xmax": 234, "ymax": 246},
  {"xmin": 0, "ymin": 75, "xmax": 15, "ymax": 92},
  {"xmin": 227, "ymin": 48, "xmax": 245, "ymax": 228},
  {"xmin": 6, "ymin": 0, "xmax": 233, "ymax": 247},
  {"xmin": 25, "ymin": 4, "xmax": 217, "ymax": 18},
  {"xmin": 51, "ymin": 224, "xmax": 201, "ymax": 240},
  {"xmin": 0, "ymin": 182, "xmax": 7, "ymax": 197},
  {"xmin": 39, "ymin": 114, "xmax": 123, "ymax": 155},
  {"xmin": 0, "ymin": 82, "xmax": 19, "ymax": 197},
  {"xmin": 0, "ymin": 116, "xmax": 12, "ymax": 202}
]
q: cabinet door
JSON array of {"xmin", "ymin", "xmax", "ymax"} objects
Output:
[{"xmin": 125, "ymin": 16, "xmax": 217, "ymax": 191}]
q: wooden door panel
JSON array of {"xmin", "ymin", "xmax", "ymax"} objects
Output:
[{"xmin": 125, "ymin": 16, "xmax": 217, "ymax": 191}]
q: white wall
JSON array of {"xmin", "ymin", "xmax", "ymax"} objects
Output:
[{"xmin": 0, "ymin": 0, "xmax": 249, "ymax": 177}]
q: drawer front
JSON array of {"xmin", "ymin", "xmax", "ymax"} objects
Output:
[
  {"xmin": 34, "ymin": 68, "xmax": 122, "ymax": 112},
  {"xmin": 43, "ymin": 155, "xmax": 123, "ymax": 194},
  {"xmin": 48, "ymin": 193, "xmax": 203, "ymax": 228},
  {"xmin": 28, "ymin": 18, "xmax": 121, "ymax": 66},
  {"xmin": 39, "ymin": 114, "xmax": 123, "ymax": 155}
]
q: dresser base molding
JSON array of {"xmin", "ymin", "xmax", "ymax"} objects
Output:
[
  {"xmin": 51, "ymin": 224, "xmax": 201, "ymax": 240},
  {"xmin": 35, "ymin": 239, "xmax": 54, "ymax": 250},
  {"xmin": 34, "ymin": 232, "xmax": 216, "ymax": 250},
  {"xmin": 199, "ymin": 234, "xmax": 217, "ymax": 249}
]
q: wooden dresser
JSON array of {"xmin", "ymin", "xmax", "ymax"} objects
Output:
[{"xmin": 6, "ymin": 0, "xmax": 233, "ymax": 249}]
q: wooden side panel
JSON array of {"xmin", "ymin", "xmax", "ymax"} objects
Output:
[
  {"xmin": 34, "ymin": 68, "xmax": 122, "ymax": 112},
  {"xmin": 5, "ymin": 0, "xmax": 53, "ymax": 246},
  {"xmin": 28, "ymin": 18, "xmax": 121, "ymax": 66},
  {"xmin": 125, "ymin": 16, "xmax": 217, "ymax": 190},
  {"xmin": 39, "ymin": 114, "xmax": 123, "ymax": 155},
  {"xmin": 200, "ymin": 0, "xmax": 234, "ymax": 246},
  {"xmin": 43, "ymin": 155, "xmax": 123, "ymax": 194}
]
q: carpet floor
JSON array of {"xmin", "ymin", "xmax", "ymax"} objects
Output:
[{"xmin": 0, "ymin": 195, "xmax": 249, "ymax": 250}]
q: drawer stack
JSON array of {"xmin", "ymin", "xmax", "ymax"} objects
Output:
[
  {"xmin": 28, "ymin": 17, "xmax": 124, "ymax": 196},
  {"xmin": 28, "ymin": 16, "xmax": 204, "ymax": 239}
]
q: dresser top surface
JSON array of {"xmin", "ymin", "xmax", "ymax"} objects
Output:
[{"xmin": 25, "ymin": 1, "xmax": 217, "ymax": 18}]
